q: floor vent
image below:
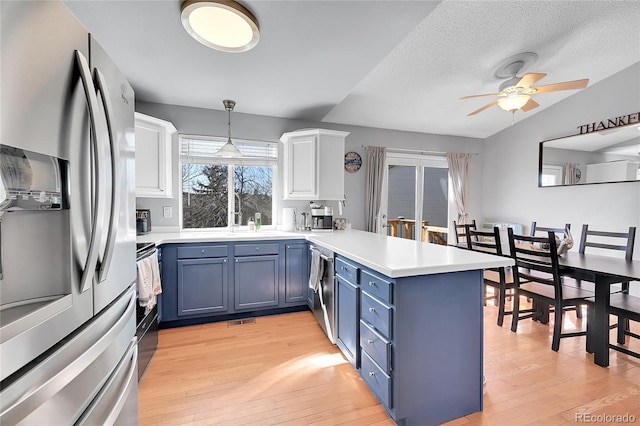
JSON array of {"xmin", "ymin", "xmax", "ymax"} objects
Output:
[{"xmin": 227, "ymin": 318, "xmax": 256, "ymax": 327}]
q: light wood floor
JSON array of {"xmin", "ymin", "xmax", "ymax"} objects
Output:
[{"xmin": 139, "ymin": 301, "xmax": 640, "ymax": 425}]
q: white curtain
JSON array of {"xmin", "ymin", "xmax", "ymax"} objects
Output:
[
  {"xmin": 446, "ymin": 152, "xmax": 471, "ymax": 224},
  {"xmin": 365, "ymin": 146, "xmax": 387, "ymax": 232},
  {"xmin": 564, "ymin": 162, "xmax": 578, "ymax": 185}
]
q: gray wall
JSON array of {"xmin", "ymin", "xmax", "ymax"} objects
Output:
[
  {"xmin": 482, "ymin": 62, "xmax": 640, "ymax": 260},
  {"xmin": 135, "ymin": 102, "xmax": 484, "ymax": 231}
]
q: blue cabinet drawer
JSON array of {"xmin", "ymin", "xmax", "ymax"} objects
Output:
[
  {"xmin": 335, "ymin": 256, "xmax": 359, "ymax": 283},
  {"xmin": 234, "ymin": 243, "xmax": 279, "ymax": 256},
  {"xmin": 361, "ymin": 351, "xmax": 392, "ymax": 409},
  {"xmin": 361, "ymin": 292, "xmax": 392, "ymax": 339},
  {"xmin": 178, "ymin": 245, "xmax": 228, "ymax": 259},
  {"xmin": 361, "ymin": 269, "xmax": 393, "ymax": 304},
  {"xmin": 360, "ymin": 320, "xmax": 391, "ymax": 373}
]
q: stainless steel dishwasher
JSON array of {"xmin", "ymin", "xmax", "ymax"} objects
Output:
[{"xmin": 309, "ymin": 245, "xmax": 336, "ymax": 344}]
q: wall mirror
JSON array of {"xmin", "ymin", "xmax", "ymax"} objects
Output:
[{"xmin": 539, "ymin": 123, "xmax": 640, "ymax": 187}]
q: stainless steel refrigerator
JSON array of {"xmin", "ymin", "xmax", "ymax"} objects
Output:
[{"xmin": 0, "ymin": 1, "xmax": 138, "ymax": 423}]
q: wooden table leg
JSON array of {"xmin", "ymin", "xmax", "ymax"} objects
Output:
[{"xmin": 593, "ymin": 276, "xmax": 611, "ymax": 367}]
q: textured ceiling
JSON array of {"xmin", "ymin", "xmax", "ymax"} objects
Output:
[{"xmin": 64, "ymin": 0, "xmax": 640, "ymax": 140}]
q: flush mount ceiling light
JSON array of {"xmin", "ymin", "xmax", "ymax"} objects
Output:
[
  {"xmin": 215, "ymin": 99, "xmax": 243, "ymax": 157},
  {"xmin": 180, "ymin": 0, "xmax": 260, "ymax": 53}
]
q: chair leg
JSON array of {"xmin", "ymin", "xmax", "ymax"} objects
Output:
[
  {"xmin": 576, "ymin": 303, "xmax": 583, "ymax": 319},
  {"xmin": 617, "ymin": 317, "xmax": 629, "ymax": 344},
  {"xmin": 586, "ymin": 304, "xmax": 594, "ymax": 354},
  {"xmin": 497, "ymin": 285, "xmax": 507, "ymax": 327},
  {"xmin": 551, "ymin": 303, "xmax": 563, "ymax": 351},
  {"xmin": 510, "ymin": 291, "xmax": 520, "ymax": 332}
]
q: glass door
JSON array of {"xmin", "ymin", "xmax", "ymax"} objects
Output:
[{"xmin": 379, "ymin": 153, "xmax": 449, "ymax": 243}]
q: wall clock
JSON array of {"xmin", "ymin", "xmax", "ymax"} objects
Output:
[{"xmin": 344, "ymin": 151, "xmax": 362, "ymax": 173}]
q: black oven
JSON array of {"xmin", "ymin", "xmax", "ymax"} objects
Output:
[{"xmin": 136, "ymin": 242, "xmax": 159, "ymax": 381}]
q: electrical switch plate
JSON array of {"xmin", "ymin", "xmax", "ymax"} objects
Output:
[{"xmin": 163, "ymin": 206, "xmax": 172, "ymax": 218}]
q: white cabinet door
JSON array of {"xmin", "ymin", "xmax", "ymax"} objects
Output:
[
  {"xmin": 284, "ymin": 134, "xmax": 318, "ymax": 199},
  {"xmin": 134, "ymin": 112, "xmax": 176, "ymax": 198},
  {"xmin": 281, "ymin": 129, "xmax": 349, "ymax": 200}
]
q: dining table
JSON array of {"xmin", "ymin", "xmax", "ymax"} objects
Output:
[
  {"xmin": 557, "ymin": 251, "xmax": 640, "ymax": 367},
  {"xmin": 453, "ymin": 239, "xmax": 640, "ymax": 367}
]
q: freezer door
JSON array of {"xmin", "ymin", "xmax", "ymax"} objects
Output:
[
  {"xmin": 0, "ymin": 286, "xmax": 137, "ymax": 425},
  {"xmin": 0, "ymin": 0, "xmax": 94, "ymax": 381},
  {"xmin": 90, "ymin": 37, "xmax": 137, "ymax": 314}
]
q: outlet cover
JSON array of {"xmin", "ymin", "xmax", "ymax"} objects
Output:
[{"xmin": 163, "ymin": 206, "xmax": 172, "ymax": 218}]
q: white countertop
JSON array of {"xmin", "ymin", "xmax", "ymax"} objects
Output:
[
  {"xmin": 139, "ymin": 228, "xmax": 513, "ymax": 279},
  {"xmin": 307, "ymin": 229, "xmax": 513, "ymax": 278},
  {"xmin": 136, "ymin": 229, "xmax": 308, "ymax": 244}
]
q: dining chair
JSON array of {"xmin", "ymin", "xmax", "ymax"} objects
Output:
[
  {"xmin": 530, "ymin": 221, "xmax": 571, "ymax": 237},
  {"xmin": 606, "ymin": 293, "xmax": 640, "ymax": 360},
  {"xmin": 466, "ymin": 226, "xmax": 518, "ymax": 326},
  {"xmin": 453, "ymin": 219, "xmax": 476, "ymax": 246},
  {"xmin": 507, "ymin": 228, "xmax": 594, "ymax": 352},
  {"xmin": 577, "ymin": 225, "xmax": 636, "ymax": 344}
]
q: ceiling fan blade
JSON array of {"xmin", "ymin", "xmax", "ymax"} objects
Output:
[
  {"xmin": 467, "ymin": 100, "xmax": 499, "ymax": 116},
  {"xmin": 460, "ymin": 92, "xmax": 501, "ymax": 100},
  {"xmin": 516, "ymin": 73, "xmax": 547, "ymax": 88},
  {"xmin": 520, "ymin": 98, "xmax": 539, "ymax": 112},
  {"xmin": 533, "ymin": 78, "xmax": 589, "ymax": 93}
]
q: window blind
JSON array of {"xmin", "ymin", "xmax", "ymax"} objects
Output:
[{"xmin": 180, "ymin": 135, "xmax": 278, "ymax": 166}]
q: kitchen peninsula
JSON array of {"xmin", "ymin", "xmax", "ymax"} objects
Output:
[{"xmin": 138, "ymin": 229, "xmax": 513, "ymax": 426}]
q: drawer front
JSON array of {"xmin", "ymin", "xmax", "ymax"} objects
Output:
[
  {"xmin": 361, "ymin": 351, "xmax": 392, "ymax": 409},
  {"xmin": 234, "ymin": 243, "xmax": 279, "ymax": 256},
  {"xmin": 335, "ymin": 256, "xmax": 359, "ymax": 284},
  {"xmin": 178, "ymin": 245, "xmax": 228, "ymax": 259},
  {"xmin": 361, "ymin": 269, "xmax": 393, "ymax": 304},
  {"xmin": 360, "ymin": 320, "xmax": 391, "ymax": 373},
  {"xmin": 361, "ymin": 292, "xmax": 392, "ymax": 339}
]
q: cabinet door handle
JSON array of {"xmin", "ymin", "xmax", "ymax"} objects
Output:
[
  {"xmin": 367, "ymin": 339, "xmax": 373, "ymax": 344},
  {"xmin": 201, "ymin": 249, "xmax": 205, "ymax": 253},
  {"xmin": 235, "ymin": 259, "xmax": 239, "ymax": 263},
  {"xmin": 223, "ymin": 259, "xmax": 227, "ymax": 263},
  {"xmin": 369, "ymin": 372, "xmax": 375, "ymax": 377},
  {"xmin": 369, "ymin": 307, "xmax": 375, "ymax": 313},
  {"xmin": 368, "ymin": 281, "xmax": 375, "ymax": 286},
  {"xmin": 256, "ymin": 247, "xmax": 260, "ymax": 251},
  {"xmin": 341, "ymin": 266, "xmax": 347, "ymax": 271}
]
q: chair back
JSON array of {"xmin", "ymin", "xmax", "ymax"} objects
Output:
[
  {"xmin": 578, "ymin": 225, "xmax": 636, "ymax": 260},
  {"xmin": 466, "ymin": 226, "xmax": 503, "ymax": 256},
  {"xmin": 530, "ymin": 221, "xmax": 571, "ymax": 237},
  {"xmin": 453, "ymin": 219, "xmax": 476, "ymax": 244},
  {"xmin": 507, "ymin": 228, "xmax": 563, "ymax": 297}
]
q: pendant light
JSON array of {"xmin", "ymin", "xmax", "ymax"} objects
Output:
[
  {"xmin": 180, "ymin": 0, "xmax": 260, "ymax": 53},
  {"xmin": 215, "ymin": 99, "xmax": 243, "ymax": 157}
]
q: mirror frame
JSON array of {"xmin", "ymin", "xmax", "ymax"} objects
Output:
[{"xmin": 538, "ymin": 121, "xmax": 640, "ymax": 187}]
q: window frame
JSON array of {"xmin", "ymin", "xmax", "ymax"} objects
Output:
[{"xmin": 179, "ymin": 134, "xmax": 279, "ymax": 231}]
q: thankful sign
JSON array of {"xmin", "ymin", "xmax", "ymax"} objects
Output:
[{"xmin": 577, "ymin": 112, "xmax": 640, "ymax": 134}]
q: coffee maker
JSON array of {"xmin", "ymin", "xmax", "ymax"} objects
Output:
[{"xmin": 311, "ymin": 206, "xmax": 333, "ymax": 230}]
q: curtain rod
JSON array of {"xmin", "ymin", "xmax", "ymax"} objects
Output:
[{"xmin": 360, "ymin": 145, "xmax": 477, "ymax": 156}]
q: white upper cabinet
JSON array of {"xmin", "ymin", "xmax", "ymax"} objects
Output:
[
  {"xmin": 281, "ymin": 129, "xmax": 349, "ymax": 200},
  {"xmin": 134, "ymin": 112, "xmax": 176, "ymax": 198}
]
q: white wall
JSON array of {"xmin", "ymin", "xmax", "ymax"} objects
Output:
[
  {"xmin": 134, "ymin": 102, "xmax": 484, "ymax": 232},
  {"xmin": 482, "ymin": 63, "xmax": 640, "ymax": 259}
]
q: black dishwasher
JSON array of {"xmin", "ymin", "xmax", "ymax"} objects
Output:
[{"xmin": 136, "ymin": 242, "xmax": 159, "ymax": 381}]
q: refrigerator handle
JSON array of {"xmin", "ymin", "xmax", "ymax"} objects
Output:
[
  {"xmin": 93, "ymin": 68, "xmax": 119, "ymax": 283},
  {"xmin": 75, "ymin": 50, "xmax": 108, "ymax": 293}
]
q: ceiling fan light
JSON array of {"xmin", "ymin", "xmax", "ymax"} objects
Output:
[
  {"xmin": 498, "ymin": 94, "xmax": 530, "ymax": 112},
  {"xmin": 180, "ymin": 0, "xmax": 259, "ymax": 53}
]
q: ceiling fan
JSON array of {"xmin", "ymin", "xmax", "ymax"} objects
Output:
[{"xmin": 461, "ymin": 55, "xmax": 589, "ymax": 116}]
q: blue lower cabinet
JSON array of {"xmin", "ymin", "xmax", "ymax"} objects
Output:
[
  {"xmin": 234, "ymin": 255, "xmax": 279, "ymax": 310},
  {"xmin": 284, "ymin": 243, "xmax": 308, "ymax": 305},
  {"xmin": 177, "ymin": 257, "xmax": 229, "ymax": 316},
  {"xmin": 336, "ymin": 275, "xmax": 359, "ymax": 368}
]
